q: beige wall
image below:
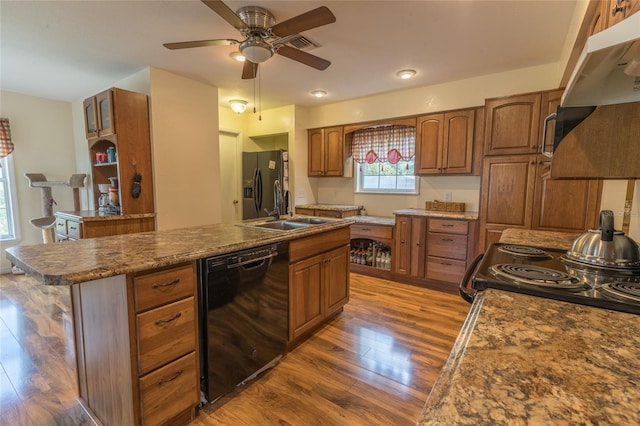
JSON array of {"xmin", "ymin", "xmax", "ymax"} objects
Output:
[
  {"xmin": 149, "ymin": 68, "xmax": 221, "ymax": 229},
  {"xmin": 0, "ymin": 90, "xmax": 79, "ymax": 272}
]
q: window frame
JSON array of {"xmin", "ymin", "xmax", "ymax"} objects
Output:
[
  {"xmin": 354, "ymin": 158, "xmax": 420, "ymax": 195},
  {"xmin": 0, "ymin": 154, "xmax": 20, "ymax": 242}
]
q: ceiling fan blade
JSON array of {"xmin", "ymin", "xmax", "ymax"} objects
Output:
[
  {"xmin": 201, "ymin": 0, "xmax": 247, "ymax": 31},
  {"xmin": 242, "ymin": 61, "xmax": 258, "ymax": 79},
  {"xmin": 163, "ymin": 39, "xmax": 238, "ymax": 50},
  {"xmin": 270, "ymin": 6, "xmax": 336, "ymax": 38},
  {"xmin": 276, "ymin": 45, "xmax": 331, "ymax": 71}
]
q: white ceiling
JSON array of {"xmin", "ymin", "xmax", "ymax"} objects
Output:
[{"xmin": 1, "ymin": 0, "xmax": 581, "ymax": 110}]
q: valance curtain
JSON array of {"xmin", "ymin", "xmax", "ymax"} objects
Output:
[
  {"xmin": 0, "ymin": 118, "xmax": 14, "ymax": 158},
  {"xmin": 351, "ymin": 125, "xmax": 415, "ymax": 164}
]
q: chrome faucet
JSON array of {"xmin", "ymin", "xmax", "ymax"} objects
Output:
[
  {"xmin": 285, "ymin": 190, "xmax": 293, "ymax": 217},
  {"xmin": 265, "ymin": 180, "xmax": 283, "ymax": 220}
]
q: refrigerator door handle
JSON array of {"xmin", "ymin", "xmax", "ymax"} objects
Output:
[
  {"xmin": 257, "ymin": 168, "xmax": 263, "ymax": 214},
  {"xmin": 252, "ymin": 168, "xmax": 259, "ymax": 216}
]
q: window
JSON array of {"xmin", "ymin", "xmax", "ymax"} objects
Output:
[
  {"xmin": 0, "ymin": 155, "xmax": 18, "ymax": 241},
  {"xmin": 353, "ymin": 125, "xmax": 418, "ymax": 194}
]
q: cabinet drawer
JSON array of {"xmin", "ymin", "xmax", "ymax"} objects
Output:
[
  {"xmin": 290, "ymin": 227, "xmax": 351, "ymax": 263},
  {"xmin": 139, "ymin": 351, "xmax": 199, "ymax": 426},
  {"xmin": 427, "ymin": 233, "xmax": 468, "ymax": 260},
  {"xmin": 137, "ymin": 297, "xmax": 196, "ymax": 375},
  {"xmin": 316, "ymin": 209, "xmax": 342, "ymax": 218},
  {"xmin": 426, "ymin": 256, "xmax": 466, "ymax": 284},
  {"xmin": 351, "ymin": 224, "xmax": 393, "ymax": 241},
  {"xmin": 134, "ymin": 264, "xmax": 195, "ymax": 312},
  {"xmin": 66, "ymin": 220, "xmax": 82, "ymax": 239},
  {"xmin": 295, "ymin": 208, "xmax": 315, "ymax": 216},
  {"xmin": 55, "ymin": 218, "xmax": 67, "ymax": 235},
  {"xmin": 428, "ymin": 219, "xmax": 469, "ymax": 235}
]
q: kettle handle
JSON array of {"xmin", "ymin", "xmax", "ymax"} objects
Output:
[{"xmin": 599, "ymin": 210, "xmax": 615, "ymax": 242}]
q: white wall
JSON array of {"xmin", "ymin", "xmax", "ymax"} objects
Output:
[
  {"xmin": 149, "ymin": 68, "xmax": 221, "ymax": 230},
  {"xmin": 0, "ymin": 90, "xmax": 78, "ymax": 272}
]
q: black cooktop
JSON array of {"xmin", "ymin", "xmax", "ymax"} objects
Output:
[{"xmin": 472, "ymin": 243, "xmax": 640, "ymax": 315}]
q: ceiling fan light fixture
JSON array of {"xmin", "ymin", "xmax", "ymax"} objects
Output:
[
  {"xmin": 396, "ymin": 69, "xmax": 416, "ymax": 80},
  {"xmin": 229, "ymin": 99, "xmax": 248, "ymax": 113},
  {"xmin": 239, "ymin": 38, "xmax": 273, "ymax": 63},
  {"xmin": 311, "ymin": 90, "xmax": 327, "ymax": 98},
  {"xmin": 230, "ymin": 52, "xmax": 245, "ymax": 62}
]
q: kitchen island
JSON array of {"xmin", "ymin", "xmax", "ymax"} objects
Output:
[
  {"xmin": 418, "ymin": 229, "xmax": 640, "ymax": 424},
  {"xmin": 5, "ymin": 218, "xmax": 353, "ymax": 426}
]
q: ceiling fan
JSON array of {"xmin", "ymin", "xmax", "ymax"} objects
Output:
[{"xmin": 164, "ymin": 0, "xmax": 336, "ymax": 79}]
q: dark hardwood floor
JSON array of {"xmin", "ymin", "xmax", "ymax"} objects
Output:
[{"xmin": 0, "ymin": 272, "xmax": 469, "ymax": 425}]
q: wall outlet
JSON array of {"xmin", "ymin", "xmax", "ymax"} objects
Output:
[
  {"xmin": 444, "ymin": 191, "xmax": 453, "ymax": 202},
  {"xmin": 297, "ymin": 190, "xmax": 305, "ymax": 199}
]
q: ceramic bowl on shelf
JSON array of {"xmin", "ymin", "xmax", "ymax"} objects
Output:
[{"xmin": 97, "ymin": 184, "xmax": 111, "ymax": 194}]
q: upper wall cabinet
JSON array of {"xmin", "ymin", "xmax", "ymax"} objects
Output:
[
  {"xmin": 605, "ymin": 0, "xmax": 640, "ymax": 28},
  {"xmin": 483, "ymin": 93, "xmax": 542, "ymax": 156},
  {"xmin": 416, "ymin": 108, "xmax": 481, "ymax": 175},
  {"xmin": 308, "ymin": 126, "xmax": 345, "ymax": 177},
  {"xmin": 83, "ymin": 89, "xmax": 115, "ymax": 139}
]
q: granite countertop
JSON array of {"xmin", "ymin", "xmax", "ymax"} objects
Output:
[
  {"xmin": 55, "ymin": 210, "xmax": 156, "ymax": 221},
  {"xmin": 352, "ymin": 215, "xmax": 395, "ymax": 226},
  {"xmin": 419, "ymin": 228, "xmax": 640, "ymax": 424},
  {"xmin": 5, "ymin": 217, "xmax": 352, "ymax": 286},
  {"xmin": 393, "ymin": 208, "xmax": 479, "ymax": 220},
  {"xmin": 419, "ymin": 289, "xmax": 640, "ymax": 425},
  {"xmin": 296, "ymin": 203, "xmax": 363, "ymax": 212}
]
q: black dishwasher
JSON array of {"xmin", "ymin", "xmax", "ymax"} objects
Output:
[{"xmin": 197, "ymin": 241, "xmax": 289, "ymax": 403}]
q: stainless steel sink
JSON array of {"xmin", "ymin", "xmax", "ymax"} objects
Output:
[
  {"xmin": 286, "ymin": 217, "xmax": 331, "ymax": 224},
  {"xmin": 249, "ymin": 221, "xmax": 311, "ymax": 231}
]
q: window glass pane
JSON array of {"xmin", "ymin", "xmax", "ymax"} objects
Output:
[
  {"xmin": 0, "ymin": 184, "xmax": 7, "ymax": 235},
  {"xmin": 0, "ymin": 156, "xmax": 17, "ymax": 240}
]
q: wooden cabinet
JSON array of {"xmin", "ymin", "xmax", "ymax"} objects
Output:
[
  {"xmin": 416, "ymin": 108, "xmax": 478, "ymax": 175},
  {"xmin": 71, "ymin": 263, "xmax": 199, "ymax": 425},
  {"xmin": 350, "ymin": 223, "xmax": 393, "ymax": 279},
  {"xmin": 54, "ymin": 211, "xmax": 155, "ymax": 241},
  {"xmin": 308, "ymin": 126, "xmax": 345, "ymax": 176},
  {"xmin": 484, "ymin": 93, "xmax": 542, "ymax": 156},
  {"xmin": 83, "ymin": 89, "xmax": 115, "ymax": 139},
  {"xmin": 289, "ymin": 227, "xmax": 350, "ymax": 343},
  {"xmin": 393, "ymin": 215, "xmax": 427, "ymax": 279},
  {"xmin": 605, "ymin": 0, "xmax": 640, "ymax": 27},
  {"xmin": 85, "ymin": 88, "xmax": 154, "ymax": 216},
  {"xmin": 426, "ymin": 219, "xmax": 473, "ymax": 287},
  {"xmin": 479, "ymin": 155, "xmax": 602, "ymax": 250}
]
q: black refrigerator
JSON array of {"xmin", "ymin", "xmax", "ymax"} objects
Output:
[{"xmin": 242, "ymin": 150, "xmax": 287, "ymax": 219}]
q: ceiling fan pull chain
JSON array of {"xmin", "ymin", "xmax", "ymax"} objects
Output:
[{"xmin": 259, "ymin": 68, "xmax": 262, "ymax": 121}]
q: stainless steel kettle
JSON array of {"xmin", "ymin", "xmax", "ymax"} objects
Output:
[{"xmin": 567, "ymin": 210, "xmax": 640, "ymax": 267}]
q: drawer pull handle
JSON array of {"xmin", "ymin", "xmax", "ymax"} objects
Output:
[
  {"xmin": 441, "ymin": 224, "xmax": 454, "ymax": 227},
  {"xmin": 157, "ymin": 368, "xmax": 184, "ymax": 385},
  {"xmin": 441, "ymin": 262, "xmax": 452, "ymax": 266},
  {"xmin": 151, "ymin": 278, "xmax": 180, "ymax": 289},
  {"xmin": 154, "ymin": 312, "xmax": 182, "ymax": 326},
  {"xmin": 442, "ymin": 238, "xmax": 453, "ymax": 242}
]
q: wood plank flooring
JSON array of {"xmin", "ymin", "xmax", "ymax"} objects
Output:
[{"xmin": 0, "ymin": 272, "xmax": 469, "ymax": 425}]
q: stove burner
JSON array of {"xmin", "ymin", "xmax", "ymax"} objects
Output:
[
  {"xmin": 498, "ymin": 245, "xmax": 551, "ymax": 258},
  {"xmin": 599, "ymin": 282, "xmax": 640, "ymax": 303},
  {"xmin": 491, "ymin": 264, "xmax": 584, "ymax": 289}
]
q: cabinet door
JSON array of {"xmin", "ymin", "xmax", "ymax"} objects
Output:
[
  {"xmin": 324, "ymin": 126, "xmax": 344, "ymax": 177},
  {"xmin": 83, "ymin": 97, "xmax": 99, "ymax": 139},
  {"xmin": 325, "ymin": 245, "xmax": 350, "ymax": 316},
  {"xmin": 289, "ymin": 256, "xmax": 324, "ymax": 341},
  {"xmin": 409, "ymin": 216, "xmax": 427, "ymax": 278},
  {"xmin": 416, "ymin": 114, "xmax": 444, "ymax": 174},
  {"xmin": 96, "ymin": 90, "xmax": 115, "ymax": 136},
  {"xmin": 484, "ymin": 93, "xmax": 541, "ymax": 156},
  {"xmin": 532, "ymin": 160, "xmax": 602, "ymax": 232},
  {"xmin": 479, "ymin": 155, "xmax": 536, "ymax": 250},
  {"xmin": 308, "ymin": 129, "xmax": 325, "ymax": 176},
  {"xmin": 393, "ymin": 215, "xmax": 412, "ymax": 275},
  {"xmin": 443, "ymin": 109, "xmax": 475, "ymax": 174}
]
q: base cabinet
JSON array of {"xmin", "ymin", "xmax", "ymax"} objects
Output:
[
  {"xmin": 55, "ymin": 211, "xmax": 155, "ymax": 240},
  {"xmin": 289, "ymin": 227, "xmax": 350, "ymax": 344},
  {"xmin": 72, "ymin": 263, "xmax": 199, "ymax": 425}
]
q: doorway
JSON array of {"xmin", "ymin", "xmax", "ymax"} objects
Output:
[{"xmin": 219, "ymin": 130, "xmax": 241, "ymax": 223}]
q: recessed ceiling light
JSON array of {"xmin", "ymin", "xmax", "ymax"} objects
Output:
[
  {"xmin": 396, "ymin": 69, "xmax": 416, "ymax": 80},
  {"xmin": 230, "ymin": 52, "xmax": 245, "ymax": 62},
  {"xmin": 311, "ymin": 90, "xmax": 327, "ymax": 98}
]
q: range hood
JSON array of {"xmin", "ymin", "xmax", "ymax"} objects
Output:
[{"xmin": 562, "ymin": 12, "xmax": 640, "ymax": 107}]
